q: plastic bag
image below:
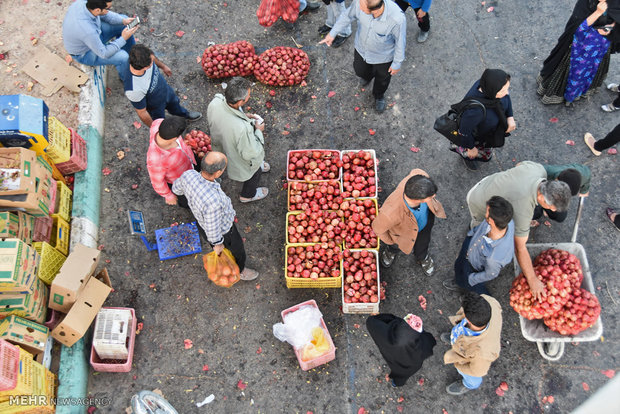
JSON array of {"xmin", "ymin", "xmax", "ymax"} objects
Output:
[
  {"xmin": 203, "ymin": 248, "xmax": 240, "ymax": 288},
  {"xmin": 301, "ymin": 327, "xmax": 330, "ymax": 361},
  {"xmin": 273, "ymin": 305, "xmax": 322, "ymax": 349}
]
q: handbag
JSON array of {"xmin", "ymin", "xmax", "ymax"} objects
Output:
[{"xmin": 433, "ymin": 99, "xmax": 487, "ymax": 146}]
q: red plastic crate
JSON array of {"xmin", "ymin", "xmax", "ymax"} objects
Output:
[
  {"xmin": 90, "ymin": 307, "xmax": 137, "ymax": 372},
  {"xmin": 281, "ymin": 300, "xmax": 335, "ymax": 371},
  {"xmin": 43, "ymin": 309, "xmax": 61, "ymax": 331},
  {"xmin": 47, "ymin": 179, "xmax": 57, "ymax": 216},
  {"xmin": 33, "ymin": 216, "xmax": 53, "ymax": 243},
  {"xmin": 0, "ymin": 339, "xmax": 19, "ymax": 391},
  {"xmin": 55, "ymin": 128, "xmax": 87, "ymax": 175}
]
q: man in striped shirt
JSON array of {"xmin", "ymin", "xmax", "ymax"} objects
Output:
[{"xmin": 172, "ymin": 151, "xmax": 259, "ymax": 280}]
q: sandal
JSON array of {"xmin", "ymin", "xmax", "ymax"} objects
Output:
[
  {"xmin": 240, "ymin": 187, "xmax": 269, "ymax": 203},
  {"xmin": 261, "ymin": 161, "xmax": 271, "ymax": 173},
  {"xmin": 606, "ymin": 208, "xmax": 620, "ymax": 231},
  {"xmin": 530, "ymin": 220, "xmax": 540, "ymax": 228},
  {"xmin": 584, "ymin": 133, "xmax": 602, "ymax": 156}
]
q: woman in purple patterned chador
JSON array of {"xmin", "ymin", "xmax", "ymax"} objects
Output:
[{"xmin": 537, "ymin": 0, "xmax": 620, "ymax": 106}]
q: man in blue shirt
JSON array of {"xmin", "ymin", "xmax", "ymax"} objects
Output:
[
  {"xmin": 63, "ymin": 0, "xmax": 138, "ymax": 81},
  {"xmin": 443, "ymin": 196, "xmax": 515, "ymax": 295},
  {"xmin": 319, "ymin": 0, "xmax": 407, "ymax": 113},
  {"xmin": 124, "ymin": 44, "xmax": 202, "ymax": 127},
  {"xmin": 395, "ymin": 0, "xmax": 433, "ymax": 43}
]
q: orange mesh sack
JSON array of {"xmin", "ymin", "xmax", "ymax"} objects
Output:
[{"xmin": 204, "ymin": 248, "xmax": 241, "ymax": 287}]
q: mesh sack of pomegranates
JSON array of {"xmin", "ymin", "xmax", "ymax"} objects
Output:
[
  {"xmin": 254, "ymin": 46, "xmax": 310, "ymax": 86},
  {"xmin": 201, "ymin": 41, "xmax": 258, "ymax": 79}
]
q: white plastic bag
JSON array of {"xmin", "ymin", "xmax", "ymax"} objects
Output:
[{"xmin": 273, "ymin": 305, "xmax": 322, "ymax": 349}]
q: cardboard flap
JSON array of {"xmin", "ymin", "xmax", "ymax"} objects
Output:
[{"xmin": 21, "ymin": 46, "xmax": 88, "ymax": 96}]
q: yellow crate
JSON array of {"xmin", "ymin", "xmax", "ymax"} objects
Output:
[
  {"xmin": 0, "ymin": 347, "xmax": 34, "ymax": 399},
  {"xmin": 53, "ymin": 181, "xmax": 72, "ymax": 223},
  {"xmin": 33, "ymin": 242, "xmax": 67, "ymax": 285},
  {"xmin": 46, "ymin": 117, "xmax": 71, "ymax": 164},
  {"xmin": 50, "ymin": 216, "xmax": 69, "ymax": 256},
  {"xmin": 343, "ymin": 198, "xmax": 381, "ymax": 251},
  {"xmin": 284, "ymin": 244, "xmax": 343, "ymax": 288}
]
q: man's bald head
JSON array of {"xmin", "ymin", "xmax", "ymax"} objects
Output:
[{"xmin": 201, "ymin": 151, "xmax": 227, "ymax": 175}]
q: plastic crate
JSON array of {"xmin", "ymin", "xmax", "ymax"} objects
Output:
[
  {"xmin": 341, "ymin": 149, "xmax": 378, "ymax": 198},
  {"xmin": 0, "ymin": 347, "xmax": 34, "ymax": 398},
  {"xmin": 33, "ymin": 242, "xmax": 67, "ymax": 285},
  {"xmin": 46, "ymin": 117, "xmax": 71, "ymax": 164},
  {"xmin": 50, "ymin": 215, "xmax": 69, "ymax": 256},
  {"xmin": 284, "ymin": 244, "xmax": 343, "ymax": 288},
  {"xmin": 47, "ymin": 179, "xmax": 57, "ymax": 216},
  {"xmin": 341, "ymin": 249, "xmax": 381, "ymax": 314},
  {"xmin": 343, "ymin": 198, "xmax": 381, "ymax": 251},
  {"xmin": 281, "ymin": 300, "xmax": 336, "ymax": 371},
  {"xmin": 141, "ymin": 222, "xmax": 202, "ymax": 261},
  {"xmin": 33, "ymin": 216, "xmax": 53, "ymax": 243},
  {"xmin": 53, "ymin": 180, "xmax": 72, "ymax": 223},
  {"xmin": 0, "ymin": 340, "xmax": 19, "ymax": 392},
  {"xmin": 90, "ymin": 307, "xmax": 137, "ymax": 372},
  {"xmin": 287, "ymin": 180, "xmax": 343, "ymax": 212},
  {"xmin": 286, "ymin": 149, "xmax": 341, "ymax": 181},
  {"xmin": 55, "ymin": 128, "xmax": 88, "ymax": 175}
]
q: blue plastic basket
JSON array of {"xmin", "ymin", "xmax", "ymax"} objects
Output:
[{"xmin": 141, "ymin": 222, "xmax": 202, "ymax": 260}]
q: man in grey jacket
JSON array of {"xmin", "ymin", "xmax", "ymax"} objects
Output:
[{"xmin": 207, "ymin": 77, "xmax": 270, "ymax": 203}]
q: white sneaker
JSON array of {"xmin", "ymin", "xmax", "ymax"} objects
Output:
[
  {"xmin": 601, "ymin": 103, "xmax": 619, "ymax": 112},
  {"xmin": 260, "ymin": 161, "xmax": 270, "ymax": 173},
  {"xmin": 606, "ymin": 83, "xmax": 619, "ymax": 93},
  {"xmin": 240, "ymin": 268, "xmax": 259, "ymax": 281}
]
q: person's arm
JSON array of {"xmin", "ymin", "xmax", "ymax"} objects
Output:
[
  {"xmin": 320, "ymin": 1, "xmax": 357, "ymax": 45},
  {"xmin": 468, "ymin": 258, "xmax": 503, "ymax": 286},
  {"xmin": 504, "ymin": 95, "xmax": 516, "ymax": 132},
  {"xmin": 147, "ymin": 156, "xmax": 177, "ymax": 205},
  {"xmin": 81, "ymin": 26, "xmax": 135, "ymax": 59},
  {"xmin": 100, "ymin": 10, "xmax": 125, "ymax": 25},
  {"xmin": 135, "ymin": 108, "xmax": 153, "ymax": 127},
  {"xmin": 420, "ymin": 0, "xmax": 432, "ymax": 14},
  {"xmin": 457, "ymin": 108, "xmax": 485, "ymax": 150},
  {"xmin": 371, "ymin": 213, "xmax": 397, "ymax": 245},
  {"xmin": 514, "ymin": 235, "xmax": 546, "ymax": 301},
  {"xmin": 389, "ymin": 17, "xmax": 407, "ymax": 74},
  {"xmin": 586, "ymin": 1, "xmax": 607, "ymax": 26},
  {"xmin": 171, "ymin": 176, "xmax": 184, "ymax": 195},
  {"xmin": 152, "ymin": 55, "xmax": 172, "ymax": 77}
]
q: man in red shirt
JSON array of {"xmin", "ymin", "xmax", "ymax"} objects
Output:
[{"xmin": 147, "ymin": 116, "xmax": 197, "ymax": 207}]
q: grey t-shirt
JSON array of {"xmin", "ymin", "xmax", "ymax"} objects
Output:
[{"xmin": 468, "ymin": 161, "xmax": 547, "ymax": 238}]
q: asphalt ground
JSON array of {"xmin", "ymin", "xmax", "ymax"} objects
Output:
[{"xmin": 87, "ymin": 0, "xmax": 619, "ymax": 412}]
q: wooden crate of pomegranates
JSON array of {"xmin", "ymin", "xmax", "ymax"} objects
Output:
[
  {"xmin": 511, "ymin": 243, "xmax": 602, "ymax": 343},
  {"xmin": 286, "ymin": 150, "xmax": 341, "ymax": 182},
  {"xmin": 341, "ymin": 249, "xmax": 381, "ymax": 314},
  {"xmin": 284, "ymin": 243, "xmax": 343, "ymax": 288}
]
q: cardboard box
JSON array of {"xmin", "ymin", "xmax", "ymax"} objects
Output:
[
  {"xmin": 0, "ymin": 157, "xmax": 54, "ymax": 217},
  {"xmin": 0, "ymin": 277, "xmax": 48, "ymax": 323},
  {"xmin": 0, "ymin": 148, "xmax": 37, "ymax": 195},
  {"xmin": 0, "ymin": 211, "xmax": 20, "ymax": 238},
  {"xmin": 0, "ymin": 94, "xmax": 49, "ymax": 155},
  {"xmin": 0, "ymin": 238, "xmax": 39, "ymax": 294},
  {"xmin": 49, "ymin": 243, "xmax": 100, "ymax": 312},
  {"xmin": 0, "ymin": 315, "xmax": 49, "ymax": 356},
  {"xmin": 17, "ymin": 212, "xmax": 35, "ymax": 244},
  {"xmin": 52, "ymin": 269, "xmax": 112, "ymax": 347}
]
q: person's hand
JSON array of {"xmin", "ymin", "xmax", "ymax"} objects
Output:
[
  {"xmin": 319, "ymin": 35, "xmax": 334, "ymax": 47},
  {"xmin": 528, "ymin": 277, "xmax": 547, "ymax": 302},
  {"xmin": 388, "ymin": 67, "xmax": 400, "ymax": 75},
  {"xmin": 165, "ymin": 195, "xmax": 178, "ymax": 205},
  {"xmin": 121, "ymin": 25, "xmax": 139, "ymax": 40},
  {"xmin": 160, "ymin": 64, "xmax": 172, "ymax": 77},
  {"xmin": 466, "ymin": 147, "xmax": 479, "ymax": 159},
  {"xmin": 255, "ymin": 122, "xmax": 265, "ymax": 132},
  {"xmin": 416, "ymin": 9, "xmax": 427, "ymax": 20},
  {"xmin": 213, "ymin": 244, "xmax": 225, "ymax": 255},
  {"xmin": 579, "ymin": 192, "xmax": 589, "ymax": 197},
  {"xmin": 506, "ymin": 117, "xmax": 516, "ymax": 133},
  {"xmin": 597, "ymin": 0, "xmax": 608, "ymax": 14}
]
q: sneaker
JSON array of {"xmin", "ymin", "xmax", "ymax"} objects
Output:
[
  {"xmin": 446, "ymin": 380, "xmax": 472, "ymax": 395},
  {"xmin": 318, "ymin": 24, "xmax": 332, "ymax": 35},
  {"xmin": 380, "ymin": 249, "xmax": 397, "ymax": 268},
  {"xmin": 606, "ymin": 207, "xmax": 620, "ymax": 232},
  {"xmin": 301, "ymin": 1, "xmax": 320, "ymax": 13},
  {"xmin": 442, "ymin": 279, "xmax": 460, "ymax": 291},
  {"xmin": 240, "ymin": 267, "xmax": 259, "ymax": 281},
  {"xmin": 439, "ymin": 332, "xmax": 451, "ymax": 345},
  {"xmin": 462, "ymin": 157, "xmax": 478, "ymax": 171},
  {"xmin": 332, "ymin": 35, "xmax": 348, "ymax": 48},
  {"xmin": 601, "ymin": 103, "xmax": 619, "ymax": 112},
  {"xmin": 260, "ymin": 160, "xmax": 271, "ymax": 173},
  {"xmin": 239, "ymin": 187, "xmax": 269, "ymax": 203},
  {"xmin": 375, "ymin": 98, "xmax": 387, "ymax": 113},
  {"xmin": 418, "ymin": 254, "xmax": 435, "ymax": 276},
  {"xmin": 186, "ymin": 111, "xmax": 202, "ymax": 122},
  {"xmin": 390, "ymin": 379, "xmax": 397, "ymax": 388},
  {"xmin": 476, "ymin": 148, "xmax": 493, "ymax": 162},
  {"xmin": 607, "ymin": 83, "xmax": 619, "ymax": 93},
  {"xmin": 584, "ymin": 133, "xmax": 602, "ymax": 156},
  {"xmin": 417, "ymin": 30, "xmax": 429, "ymax": 43}
]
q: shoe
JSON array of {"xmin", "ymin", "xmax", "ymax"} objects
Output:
[
  {"xmin": 240, "ymin": 267, "xmax": 259, "ymax": 281},
  {"xmin": 606, "ymin": 208, "xmax": 620, "ymax": 231},
  {"xmin": 530, "ymin": 220, "xmax": 540, "ymax": 228},
  {"xmin": 260, "ymin": 161, "xmax": 271, "ymax": 173},
  {"xmin": 601, "ymin": 103, "xmax": 619, "ymax": 112},
  {"xmin": 476, "ymin": 148, "xmax": 493, "ymax": 162},
  {"xmin": 390, "ymin": 379, "xmax": 397, "ymax": 388},
  {"xmin": 332, "ymin": 35, "xmax": 348, "ymax": 48},
  {"xmin": 239, "ymin": 187, "xmax": 269, "ymax": 203},
  {"xmin": 446, "ymin": 381, "xmax": 472, "ymax": 395},
  {"xmin": 380, "ymin": 249, "xmax": 397, "ymax": 268},
  {"xmin": 318, "ymin": 24, "xmax": 332, "ymax": 35},
  {"xmin": 417, "ymin": 30, "xmax": 429, "ymax": 43},
  {"xmin": 584, "ymin": 133, "xmax": 602, "ymax": 156},
  {"xmin": 442, "ymin": 279, "xmax": 460, "ymax": 292},
  {"xmin": 358, "ymin": 77, "xmax": 372, "ymax": 88},
  {"xmin": 462, "ymin": 157, "xmax": 478, "ymax": 171},
  {"xmin": 375, "ymin": 98, "xmax": 387, "ymax": 113},
  {"xmin": 439, "ymin": 332, "xmax": 451, "ymax": 345},
  {"xmin": 418, "ymin": 254, "xmax": 435, "ymax": 276},
  {"xmin": 607, "ymin": 83, "xmax": 619, "ymax": 93},
  {"xmin": 301, "ymin": 1, "xmax": 320, "ymax": 12},
  {"xmin": 186, "ymin": 111, "xmax": 202, "ymax": 121}
]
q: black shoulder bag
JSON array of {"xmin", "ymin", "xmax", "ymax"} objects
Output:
[{"xmin": 433, "ymin": 99, "xmax": 486, "ymax": 146}]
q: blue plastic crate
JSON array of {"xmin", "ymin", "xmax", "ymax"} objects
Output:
[{"xmin": 141, "ymin": 222, "xmax": 202, "ymax": 260}]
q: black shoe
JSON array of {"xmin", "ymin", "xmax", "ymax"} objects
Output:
[
  {"xmin": 302, "ymin": 2, "xmax": 320, "ymax": 12},
  {"xmin": 375, "ymin": 98, "xmax": 387, "ymax": 113},
  {"xmin": 186, "ymin": 111, "xmax": 202, "ymax": 122},
  {"xmin": 332, "ymin": 35, "xmax": 348, "ymax": 48},
  {"xmin": 446, "ymin": 381, "xmax": 472, "ymax": 395},
  {"xmin": 439, "ymin": 332, "xmax": 451, "ymax": 344},
  {"xmin": 358, "ymin": 77, "xmax": 372, "ymax": 88},
  {"xmin": 380, "ymin": 249, "xmax": 397, "ymax": 268},
  {"xmin": 318, "ymin": 24, "xmax": 332, "ymax": 35},
  {"xmin": 462, "ymin": 157, "xmax": 478, "ymax": 170},
  {"xmin": 442, "ymin": 279, "xmax": 460, "ymax": 291},
  {"xmin": 418, "ymin": 254, "xmax": 435, "ymax": 276}
]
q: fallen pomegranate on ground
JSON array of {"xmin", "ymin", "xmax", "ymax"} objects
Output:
[
  {"xmin": 254, "ymin": 46, "xmax": 310, "ymax": 86},
  {"xmin": 201, "ymin": 41, "xmax": 257, "ymax": 79},
  {"xmin": 287, "ymin": 210, "xmax": 345, "ymax": 245},
  {"xmin": 342, "ymin": 249, "xmax": 379, "ymax": 304},
  {"xmin": 286, "ymin": 243, "xmax": 342, "ymax": 279},
  {"xmin": 183, "ymin": 130, "xmax": 212, "ymax": 158},
  {"xmin": 342, "ymin": 150, "xmax": 377, "ymax": 198},
  {"xmin": 340, "ymin": 199, "xmax": 379, "ymax": 249},
  {"xmin": 288, "ymin": 180, "xmax": 343, "ymax": 211},
  {"xmin": 287, "ymin": 150, "xmax": 341, "ymax": 181}
]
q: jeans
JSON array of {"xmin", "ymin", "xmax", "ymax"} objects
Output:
[
  {"xmin": 198, "ymin": 223, "xmax": 246, "ymax": 272},
  {"xmin": 454, "ymin": 236, "xmax": 490, "ymax": 295},
  {"xmin": 326, "ymin": 2, "xmax": 352, "ymax": 37},
  {"xmin": 240, "ymin": 168, "xmax": 262, "ymax": 198},
  {"xmin": 72, "ymin": 21, "xmax": 135, "ymax": 81},
  {"xmin": 532, "ymin": 205, "xmax": 568, "ymax": 223},
  {"xmin": 353, "ymin": 50, "xmax": 393, "ymax": 99},
  {"xmin": 457, "ymin": 369, "xmax": 483, "ymax": 390},
  {"xmin": 147, "ymin": 84, "xmax": 190, "ymax": 120}
]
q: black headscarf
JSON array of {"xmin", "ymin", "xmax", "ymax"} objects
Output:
[{"xmin": 366, "ymin": 314, "xmax": 436, "ymax": 387}]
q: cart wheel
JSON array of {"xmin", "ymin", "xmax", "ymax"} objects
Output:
[{"xmin": 536, "ymin": 341, "xmax": 564, "ymax": 361}]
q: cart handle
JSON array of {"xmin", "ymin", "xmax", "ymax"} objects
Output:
[{"xmin": 571, "ymin": 196, "xmax": 585, "ymax": 243}]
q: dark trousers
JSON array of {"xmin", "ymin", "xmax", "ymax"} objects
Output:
[
  {"xmin": 454, "ymin": 236, "xmax": 490, "ymax": 295},
  {"xmin": 240, "ymin": 168, "xmax": 262, "ymax": 198},
  {"xmin": 594, "ymin": 123, "xmax": 620, "ymax": 151},
  {"xmin": 198, "ymin": 223, "xmax": 246, "ymax": 272},
  {"xmin": 613, "ymin": 92, "xmax": 620, "ymax": 107},
  {"xmin": 532, "ymin": 205, "xmax": 568, "ymax": 223},
  {"xmin": 385, "ymin": 212, "xmax": 435, "ymax": 261},
  {"xmin": 353, "ymin": 50, "xmax": 392, "ymax": 99},
  {"xmin": 394, "ymin": 0, "xmax": 431, "ymax": 32},
  {"xmin": 147, "ymin": 84, "xmax": 189, "ymax": 120}
]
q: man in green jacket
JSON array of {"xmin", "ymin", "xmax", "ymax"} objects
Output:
[{"xmin": 207, "ymin": 77, "xmax": 270, "ymax": 203}]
